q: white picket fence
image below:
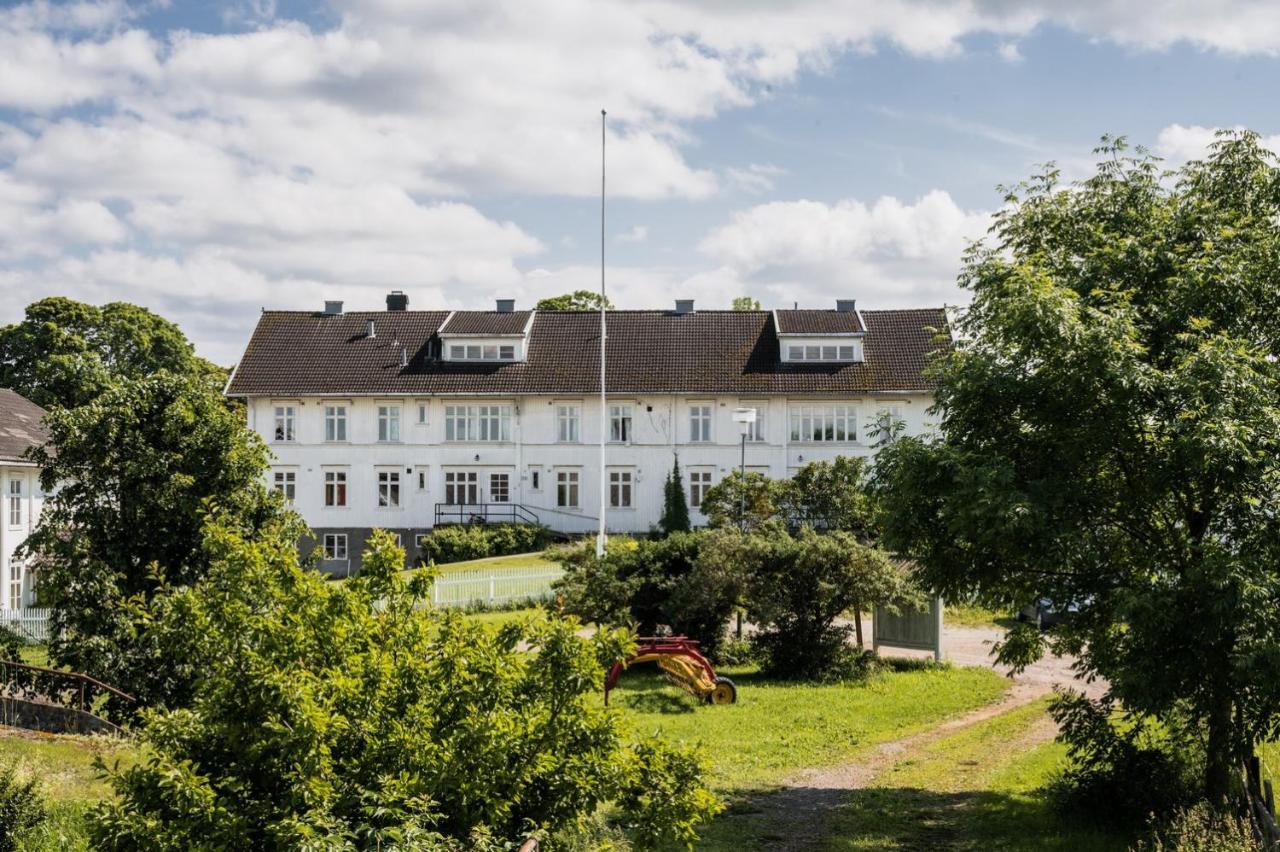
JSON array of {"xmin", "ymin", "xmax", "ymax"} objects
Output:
[
  {"xmin": 430, "ymin": 566, "xmax": 564, "ymax": 608},
  {"xmin": 0, "ymin": 608, "xmax": 52, "ymax": 644}
]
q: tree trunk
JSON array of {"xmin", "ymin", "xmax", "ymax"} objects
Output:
[
  {"xmin": 853, "ymin": 606, "xmax": 863, "ymax": 648},
  {"xmin": 1205, "ymin": 678, "xmax": 1235, "ymax": 804}
]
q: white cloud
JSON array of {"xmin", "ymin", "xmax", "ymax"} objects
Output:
[
  {"xmin": 997, "ymin": 42, "xmax": 1023, "ymax": 63},
  {"xmin": 699, "ymin": 190, "xmax": 991, "ymax": 308},
  {"xmin": 1154, "ymin": 123, "xmax": 1280, "ymax": 167},
  {"xmin": 726, "ymin": 163, "xmax": 787, "ymax": 195},
  {"xmin": 616, "ymin": 225, "xmax": 649, "ymax": 243}
]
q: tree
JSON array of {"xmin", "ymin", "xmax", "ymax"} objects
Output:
[
  {"xmin": 91, "ymin": 529, "xmax": 720, "ymax": 849},
  {"xmin": 23, "ymin": 372, "xmax": 289, "ymax": 712},
  {"xmin": 697, "ymin": 471, "xmax": 780, "ymax": 531},
  {"xmin": 778, "ymin": 456, "xmax": 877, "ymax": 538},
  {"xmin": 0, "ymin": 297, "xmax": 225, "ymax": 409},
  {"xmin": 731, "ymin": 296, "xmax": 760, "ymax": 311},
  {"xmin": 717, "ymin": 526, "xmax": 916, "ymax": 678},
  {"xmin": 872, "ymin": 132, "xmax": 1280, "ymax": 802},
  {"xmin": 659, "ymin": 457, "xmax": 691, "ymax": 534},
  {"xmin": 535, "ymin": 290, "xmax": 615, "ymax": 311}
]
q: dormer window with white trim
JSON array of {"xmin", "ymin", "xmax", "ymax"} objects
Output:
[
  {"xmin": 782, "ymin": 338, "xmax": 864, "ymax": 363},
  {"xmin": 448, "ymin": 343, "xmax": 517, "ymax": 361}
]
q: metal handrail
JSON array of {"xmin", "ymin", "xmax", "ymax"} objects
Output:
[
  {"xmin": 0, "ymin": 659, "xmax": 137, "ymax": 712},
  {"xmin": 433, "ymin": 502, "xmax": 540, "ymax": 526}
]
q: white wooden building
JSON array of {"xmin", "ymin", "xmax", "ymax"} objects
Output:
[{"xmin": 0, "ymin": 390, "xmax": 47, "ymax": 609}]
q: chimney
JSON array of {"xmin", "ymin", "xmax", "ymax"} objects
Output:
[
  {"xmin": 674, "ymin": 299, "xmax": 695, "ymax": 315},
  {"xmin": 366, "ymin": 319, "xmax": 376, "ymax": 338},
  {"xmin": 323, "ymin": 300, "xmax": 343, "ymax": 315},
  {"xmin": 386, "ymin": 290, "xmax": 408, "ymax": 311},
  {"xmin": 495, "ymin": 298, "xmax": 515, "ymax": 313},
  {"xmin": 836, "ymin": 299, "xmax": 857, "ymax": 313}
]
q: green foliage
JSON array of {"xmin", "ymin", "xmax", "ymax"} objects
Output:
[
  {"xmin": 0, "ymin": 759, "xmax": 46, "ymax": 851},
  {"xmin": 416, "ymin": 523, "xmax": 552, "ymax": 565},
  {"xmin": 872, "ymin": 131, "xmax": 1280, "ymax": 802},
  {"xmin": 730, "ymin": 297, "xmax": 760, "ymax": 311},
  {"xmin": 659, "ymin": 458, "xmax": 690, "ymax": 535},
  {"xmin": 552, "ymin": 532, "xmax": 743, "ymax": 660},
  {"xmin": 0, "ymin": 297, "xmax": 225, "ymax": 409},
  {"xmin": 697, "ymin": 471, "xmax": 780, "ymax": 531},
  {"xmin": 778, "ymin": 456, "xmax": 876, "ymax": 537},
  {"xmin": 535, "ymin": 290, "xmax": 614, "ymax": 311},
  {"xmin": 723, "ymin": 526, "xmax": 920, "ymax": 679},
  {"xmin": 25, "ymin": 372, "xmax": 300, "ymax": 715},
  {"xmin": 1134, "ymin": 803, "xmax": 1260, "ymax": 852},
  {"xmin": 90, "ymin": 528, "xmax": 719, "ymax": 849}
]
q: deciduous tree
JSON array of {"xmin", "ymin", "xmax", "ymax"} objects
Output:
[{"xmin": 535, "ymin": 290, "xmax": 615, "ymax": 311}]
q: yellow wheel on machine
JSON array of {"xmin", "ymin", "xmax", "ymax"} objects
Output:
[{"xmin": 708, "ymin": 676, "xmax": 737, "ymax": 705}]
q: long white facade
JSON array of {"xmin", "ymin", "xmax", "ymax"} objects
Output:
[
  {"xmin": 249, "ymin": 391, "xmax": 933, "ymax": 572},
  {"xmin": 0, "ymin": 462, "xmax": 42, "ymax": 611}
]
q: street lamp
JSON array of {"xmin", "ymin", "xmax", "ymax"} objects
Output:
[{"xmin": 731, "ymin": 408, "xmax": 757, "ymax": 531}]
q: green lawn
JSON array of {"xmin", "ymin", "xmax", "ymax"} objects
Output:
[
  {"xmin": 0, "ymin": 730, "xmax": 137, "ymax": 852},
  {"xmin": 406, "ymin": 551, "xmax": 558, "ymax": 578},
  {"xmin": 823, "ymin": 698, "xmax": 1129, "ymax": 851},
  {"xmin": 945, "ymin": 603, "xmax": 1019, "ymax": 631},
  {"xmin": 462, "ymin": 606, "xmax": 545, "ymax": 627}
]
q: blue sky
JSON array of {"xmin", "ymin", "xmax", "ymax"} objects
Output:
[{"xmin": 3, "ymin": 0, "xmax": 1280, "ymax": 362}]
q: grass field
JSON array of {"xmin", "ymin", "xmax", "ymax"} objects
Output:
[
  {"xmin": 405, "ymin": 550, "xmax": 558, "ymax": 577},
  {"xmin": 945, "ymin": 603, "xmax": 1019, "ymax": 631},
  {"xmin": 823, "ymin": 697, "xmax": 1129, "ymax": 851}
]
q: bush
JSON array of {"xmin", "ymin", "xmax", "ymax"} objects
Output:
[
  {"xmin": 1134, "ymin": 802, "xmax": 1260, "ymax": 852},
  {"xmin": 553, "ymin": 532, "xmax": 743, "ymax": 660},
  {"xmin": 0, "ymin": 760, "xmax": 46, "ymax": 852},
  {"xmin": 1049, "ymin": 690, "xmax": 1201, "ymax": 830},
  {"xmin": 417, "ymin": 523, "xmax": 552, "ymax": 564},
  {"xmin": 90, "ymin": 528, "xmax": 719, "ymax": 849}
]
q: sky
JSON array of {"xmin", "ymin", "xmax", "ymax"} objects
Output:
[{"xmin": 4, "ymin": 1, "xmax": 1280, "ymax": 363}]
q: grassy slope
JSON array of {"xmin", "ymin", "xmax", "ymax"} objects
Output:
[
  {"xmin": 823, "ymin": 698, "xmax": 1129, "ymax": 851},
  {"xmin": 399, "ymin": 551, "xmax": 558, "ymax": 578},
  {"xmin": 944, "ymin": 603, "xmax": 1019, "ymax": 631}
]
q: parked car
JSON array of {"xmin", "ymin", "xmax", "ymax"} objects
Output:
[{"xmin": 1017, "ymin": 598, "xmax": 1080, "ymax": 630}]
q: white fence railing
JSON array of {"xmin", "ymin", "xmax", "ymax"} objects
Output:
[
  {"xmin": 0, "ymin": 609, "xmax": 52, "ymax": 644},
  {"xmin": 431, "ymin": 567, "xmax": 564, "ymax": 608}
]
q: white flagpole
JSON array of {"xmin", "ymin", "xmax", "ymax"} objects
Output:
[{"xmin": 596, "ymin": 109, "xmax": 608, "ymax": 558}]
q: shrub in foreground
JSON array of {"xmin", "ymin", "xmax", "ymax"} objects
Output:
[
  {"xmin": 417, "ymin": 523, "xmax": 552, "ymax": 564},
  {"xmin": 90, "ymin": 528, "xmax": 719, "ymax": 849},
  {"xmin": 0, "ymin": 760, "xmax": 46, "ymax": 852},
  {"xmin": 1134, "ymin": 802, "xmax": 1259, "ymax": 852}
]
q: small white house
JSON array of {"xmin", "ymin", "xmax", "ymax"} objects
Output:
[
  {"xmin": 0, "ymin": 390, "xmax": 47, "ymax": 610},
  {"xmin": 226, "ymin": 294, "xmax": 950, "ymax": 574}
]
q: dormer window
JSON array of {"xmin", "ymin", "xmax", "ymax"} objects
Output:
[
  {"xmin": 788, "ymin": 344, "xmax": 857, "ymax": 362},
  {"xmin": 447, "ymin": 343, "xmax": 518, "ymax": 361}
]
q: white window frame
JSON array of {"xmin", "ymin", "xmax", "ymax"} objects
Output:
[
  {"xmin": 786, "ymin": 340, "xmax": 861, "ymax": 361},
  {"xmin": 689, "ymin": 404, "xmax": 712, "ymax": 443},
  {"xmin": 445, "ymin": 471, "xmax": 479, "ymax": 504},
  {"xmin": 556, "ymin": 469, "xmax": 580, "ymax": 509},
  {"xmin": 448, "ymin": 343, "xmax": 517, "ymax": 361},
  {"xmin": 609, "ymin": 469, "xmax": 633, "ymax": 509},
  {"xmin": 416, "ymin": 402, "xmax": 428, "ymax": 425},
  {"xmin": 527, "ymin": 465, "xmax": 542, "ymax": 491},
  {"xmin": 8, "ymin": 560, "xmax": 21, "ymax": 611},
  {"xmin": 741, "ymin": 402, "xmax": 766, "ymax": 442},
  {"xmin": 7, "ymin": 479, "xmax": 20, "ymax": 527},
  {"xmin": 323, "ymin": 533, "xmax": 348, "ymax": 560},
  {"xmin": 272, "ymin": 470, "xmax": 296, "ymax": 503},
  {"xmin": 415, "ymin": 465, "xmax": 429, "ymax": 491},
  {"xmin": 489, "ymin": 472, "xmax": 510, "ymax": 503},
  {"xmin": 377, "ymin": 405, "xmax": 401, "ymax": 443},
  {"xmin": 788, "ymin": 404, "xmax": 858, "ymax": 443},
  {"xmin": 556, "ymin": 405, "xmax": 580, "ymax": 443},
  {"xmin": 378, "ymin": 470, "xmax": 401, "ymax": 508},
  {"xmin": 609, "ymin": 404, "xmax": 633, "ymax": 444},
  {"xmin": 689, "ymin": 470, "xmax": 713, "ymax": 508},
  {"xmin": 324, "ymin": 470, "xmax": 347, "ymax": 507},
  {"xmin": 444, "ymin": 404, "xmax": 512, "ymax": 442},
  {"xmin": 324, "ymin": 405, "xmax": 347, "ymax": 442},
  {"xmin": 273, "ymin": 405, "xmax": 296, "ymax": 442}
]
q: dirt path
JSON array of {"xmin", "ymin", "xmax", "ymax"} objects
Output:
[{"xmin": 730, "ymin": 622, "xmax": 1099, "ymax": 850}]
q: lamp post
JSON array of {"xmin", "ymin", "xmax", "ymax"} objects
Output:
[{"xmin": 731, "ymin": 408, "xmax": 757, "ymax": 531}]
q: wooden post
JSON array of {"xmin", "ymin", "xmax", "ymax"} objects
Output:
[
  {"xmin": 1250, "ymin": 755, "xmax": 1263, "ymax": 799},
  {"xmin": 933, "ymin": 596, "xmax": 945, "ymax": 663},
  {"xmin": 1265, "ymin": 779, "xmax": 1274, "ymax": 816},
  {"xmin": 489, "ymin": 574, "xmax": 496, "ymax": 603}
]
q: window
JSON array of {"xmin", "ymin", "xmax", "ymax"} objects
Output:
[
  {"xmin": 874, "ymin": 405, "xmax": 905, "ymax": 444},
  {"xmin": 324, "ymin": 405, "xmax": 347, "ymax": 442},
  {"xmin": 689, "ymin": 405, "xmax": 712, "ymax": 443},
  {"xmin": 445, "ymin": 471, "xmax": 478, "ymax": 504},
  {"xmin": 609, "ymin": 405, "xmax": 632, "ymax": 443},
  {"xmin": 377, "ymin": 405, "xmax": 401, "ymax": 442},
  {"xmin": 490, "ymin": 473, "xmax": 510, "ymax": 503},
  {"xmin": 324, "ymin": 471, "xmax": 347, "ymax": 507},
  {"xmin": 788, "ymin": 405, "xmax": 858, "ymax": 443},
  {"xmin": 417, "ymin": 403, "xmax": 428, "ymax": 424},
  {"xmin": 556, "ymin": 470, "xmax": 580, "ymax": 508},
  {"xmin": 7, "ymin": 480, "xmax": 20, "ymax": 527},
  {"xmin": 528, "ymin": 466, "xmax": 541, "ymax": 491},
  {"xmin": 378, "ymin": 471, "xmax": 400, "ymax": 507},
  {"xmin": 741, "ymin": 404, "xmax": 766, "ymax": 442},
  {"xmin": 689, "ymin": 471, "xmax": 712, "ymax": 508},
  {"xmin": 839, "ymin": 345, "xmax": 854, "ymax": 359},
  {"xmin": 609, "ymin": 470, "xmax": 633, "ymax": 508},
  {"xmin": 415, "ymin": 534, "xmax": 429, "ymax": 549},
  {"xmin": 449, "ymin": 344, "xmax": 517, "ymax": 360},
  {"xmin": 556, "ymin": 405, "xmax": 580, "ymax": 443},
  {"xmin": 444, "ymin": 405, "xmax": 512, "ymax": 442},
  {"xmin": 273, "ymin": 405, "xmax": 295, "ymax": 442},
  {"xmin": 789, "ymin": 345, "xmax": 803, "ymax": 360},
  {"xmin": 272, "ymin": 471, "xmax": 296, "ymax": 503},
  {"xmin": 415, "ymin": 466, "xmax": 428, "ymax": 491},
  {"xmin": 323, "ymin": 533, "xmax": 347, "ymax": 560},
  {"xmin": 788, "ymin": 342, "xmax": 860, "ymax": 361},
  {"xmin": 500, "ymin": 345, "xmax": 515, "ymax": 359},
  {"xmin": 8, "ymin": 561, "xmax": 21, "ymax": 611}
]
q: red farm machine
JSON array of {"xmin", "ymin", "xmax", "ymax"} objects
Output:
[{"xmin": 604, "ymin": 636, "xmax": 737, "ymax": 706}]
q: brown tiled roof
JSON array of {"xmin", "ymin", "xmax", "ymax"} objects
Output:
[
  {"xmin": 775, "ymin": 309, "xmax": 866, "ymax": 334},
  {"xmin": 226, "ymin": 308, "xmax": 949, "ymax": 397},
  {"xmin": 0, "ymin": 389, "xmax": 48, "ymax": 464},
  {"xmin": 439, "ymin": 310, "xmax": 532, "ymax": 335}
]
